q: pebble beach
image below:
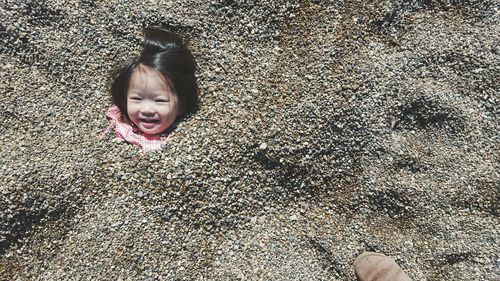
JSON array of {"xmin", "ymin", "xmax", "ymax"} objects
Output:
[{"xmin": 0, "ymin": 0, "xmax": 499, "ymax": 280}]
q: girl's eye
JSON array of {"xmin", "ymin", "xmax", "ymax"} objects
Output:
[
  {"xmin": 130, "ymin": 97, "xmax": 142, "ymax": 101},
  {"xmin": 156, "ymin": 99, "xmax": 169, "ymax": 103}
]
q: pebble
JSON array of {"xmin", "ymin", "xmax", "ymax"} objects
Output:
[
  {"xmin": 259, "ymin": 143, "xmax": 268, "ymax": 151},
  {"xmin": 137, "ymin": 191, "xmax": 145, "ymax": 198}
]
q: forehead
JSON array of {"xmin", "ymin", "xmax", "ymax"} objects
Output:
[{"xmin": 129, "ymin": 64, "xmax": 172, "ymax": 91}]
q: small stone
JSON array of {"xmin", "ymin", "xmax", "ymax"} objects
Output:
[{"xmin": 259, "ymin": 143, "xmax": 268, "ymax": 151}]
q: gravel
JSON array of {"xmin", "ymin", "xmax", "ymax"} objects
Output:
[{"xmin": 1, "ymin": 0, "xmax": 499, "ymax": 280}]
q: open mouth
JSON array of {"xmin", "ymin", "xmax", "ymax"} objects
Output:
[
  {"xmin": 139, "ymin": 118, "xmax": 160, "ymax": 129},
  {"xmin": 139, "ymin": 118, "xmax": 160, "ymax": 124}
]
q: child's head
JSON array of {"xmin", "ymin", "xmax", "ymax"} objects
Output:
[{"xmin": 111, "ymin": 27, "xmax": 198, "ymax": 135}]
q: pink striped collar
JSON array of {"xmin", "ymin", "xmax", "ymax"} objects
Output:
[{"xmin": 105, "ymin": 105, "xmax": 172, "ymax": 153}]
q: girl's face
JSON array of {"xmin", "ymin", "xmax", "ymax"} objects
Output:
[{"xmin": 127, "ymin": 64, "xmax": 181, "ymax": 135}]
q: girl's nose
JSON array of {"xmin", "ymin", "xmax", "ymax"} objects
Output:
[{"xmin": 140, "ymin": 104, "xmax": 156, "ymax": 116}]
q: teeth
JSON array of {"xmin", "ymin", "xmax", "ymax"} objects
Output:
[{"xmin": 141, "ymin": 119, "xmax": 158, "ymax": 123}]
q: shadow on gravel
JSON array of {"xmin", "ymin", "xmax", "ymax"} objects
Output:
[
  {"xmin": 365, "ymin": 189, "xmax": 418, "ymax": 219},
  {"xmin": 450, "ymin": 180, "xmax": 499, "ymax": 216},
  {"xmin": 0, "ymin": 196, "xmax": 74, "ymax": 256},
  {"xmin": 20, "ymin": 0, "xmax": 66, "ymax": 28},
  {"xmin": 393, "ymin": 96, "xmax": 465, "ymax": 133},
  {"xmin": 246, "ymin": 102, "xmax": 370, "ymax": 206},
  {"xmin": 308, "ymin": 237, "xmax": 346, "ymax": 278},
  {"xmin": 373, "ymin": 0, "xmax": 496, "ymax": 32}
]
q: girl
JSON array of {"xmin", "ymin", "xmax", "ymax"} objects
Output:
[{"xmin": 106, "ymin": 27, "xmax": 198, "ymax": 152}]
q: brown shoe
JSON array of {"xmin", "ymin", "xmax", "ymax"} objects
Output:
[{"xmin": 354, "ymin": 252, "xmax": 412, "ymax": 281}]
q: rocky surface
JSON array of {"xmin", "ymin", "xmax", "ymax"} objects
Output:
[{"xmin": 0, "ymin": 0, "xmax": 498, "ymax": 280}]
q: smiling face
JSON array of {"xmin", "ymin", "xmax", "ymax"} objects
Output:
[{"xmin": 126, "ymin": 64, "xmax": 181, "ymax": 135}]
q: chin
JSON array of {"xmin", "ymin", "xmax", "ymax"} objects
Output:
[
  {"xmin": 141, "ymin": 124, "xmax": 170, "ymax": 135},
  {"xmin": 142, "ymin": 128, "xmax": 164, "ymax": 135}
]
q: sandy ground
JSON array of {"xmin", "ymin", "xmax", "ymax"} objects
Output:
[{"xmin": 1, "ymin": 0, "xmax": 499, "ymax": 280}]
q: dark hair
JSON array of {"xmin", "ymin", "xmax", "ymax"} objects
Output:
[{"xmin": 111, "ymin": 27, "xmax": 198, "ymax": 121}]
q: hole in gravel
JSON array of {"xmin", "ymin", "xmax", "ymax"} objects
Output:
[
  {"xmin": 392, "ymin": 97, "xmax": 464, "ymax": 133},
  {"xmin": 365, "ymin": 189, "xmax": 417, "ymax": 218}
]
